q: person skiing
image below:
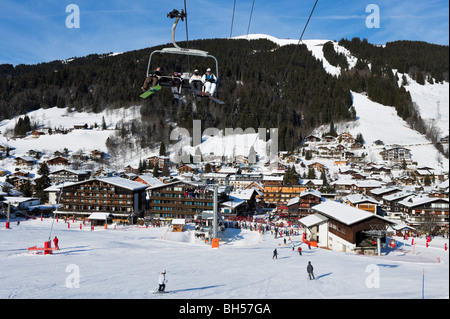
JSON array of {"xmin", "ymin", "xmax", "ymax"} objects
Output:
[
  {"xmin": 189, "ymin": 69, "xmax": 203, "ymax": 95},
  {"xmin": 292, "ymin": 242, "xmax": 295, "ymax": 251},
  {"xmin": 158, "ymin": 270, "xmax": 167, "ymax": 293},
  {"xmin": 307, "ymin": 261, "xmax": 315, "ymax": 280},
  {"xmin": 273, "ymin": 248, "xmax": 278, "ymax": 259},
  {"xmin": 141, "ymin": 67, "xmax": 163, "ymax": 92},
  {"xmin": 298, "ymin": 247, "xmax": 302, "ymax": 256},
  {"xmin": 53, "ymin": 236, "xmax": 59, "ymax": 250},
  {"xmin": 202, "ymin": 68, "xmax": 217, "ymax": 96}
]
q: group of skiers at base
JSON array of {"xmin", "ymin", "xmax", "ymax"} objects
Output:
[{"xmin": 141, "ymin": 67, "xmax": 218, "ymax": 97}]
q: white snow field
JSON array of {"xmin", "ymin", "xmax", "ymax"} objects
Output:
[{"xmin": 0, "ymin": 218, "xmax": 448, "ymax": 300}]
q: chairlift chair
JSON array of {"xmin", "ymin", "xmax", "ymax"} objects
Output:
[{"xmin": 146, "ymin": 9, "xmax": 220, "ymax": 95}]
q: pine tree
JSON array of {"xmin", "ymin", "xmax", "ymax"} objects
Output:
[
  {"xmin": 35, "ymin": 163, "xmax": 51, "ymax": 203},
  {"xmin": 159, "ymin": 142, "xmax": 166, "ymax": 156}
]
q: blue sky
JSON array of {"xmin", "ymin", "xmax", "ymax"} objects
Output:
[{"xmin": 0, "ymin": 0, "xmax": 448, "ymax": 66}]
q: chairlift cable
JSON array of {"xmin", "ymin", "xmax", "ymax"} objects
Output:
[
  {"xmin": 280, "ymin": 0, "xmax": 318, "ymax": 86},
  {"xmin": 246, "ymin": 0, "xmax": 256, "ymax": 39},
  {"xmin": 184, "ymin": 0, "xmax": 191, "ymax": 74},
  {"xmin": 230, "ymin": 0, "xmax": 237, "ymax": 38}
]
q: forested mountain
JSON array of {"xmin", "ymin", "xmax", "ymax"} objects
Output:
[{"xmin": 0, "ymin": 37, "xmax": 448, "ymax": 153}]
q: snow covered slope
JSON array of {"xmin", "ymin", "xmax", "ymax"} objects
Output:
[
  {"xmin": 233, "ymin": 33, "xmax": 357, "ymax": 76},
  {"xmin": 1, "ymin": 166, "xmax": 447, "ymax": 300},
  {"xmin": 0, "ymin": 218, "xmax": 448, "ymax": 299}
]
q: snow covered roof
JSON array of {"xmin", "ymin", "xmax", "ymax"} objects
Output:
[
  {"xmin": 298, "ymin": 213, "xmax": 328, "ymax": 228},
  {"xmin": 398, "ymin": 195, "xmax": 448, "ymax": 208},
  {"xmin": 88, "ymin": 213, "xmax": 111, "ymax": 220},
  {"xmin": 370, "ymin": 186, "xmax": 400, "ymax": 196},
  {"xmin": 135, "ymin": 174, "xmax": 164, "ymax": 187},
  {"xmin": 299, "ymin": 189, "xmax": 322, "ymax": 198},
  {"xmin": 382, "ymin": 190, "xmax": 414, "ymax": 201},
  {"xmin": 311, "ymin": 201, "xmax": 390, "ymax": 226},
  {"xmin": 229, "ymin": 189, "xmax": 255, "ymax": 201},
  {"xmin": 287, "ymin": 197, "xmax": 300, "ymax": 206},
  {"xmin": 96, "ymin": 177, "xmax": 149, "ymax": 191},
  {"xmin": 344, "ymin": 193, "xmax": 380, "ymax": 205}
]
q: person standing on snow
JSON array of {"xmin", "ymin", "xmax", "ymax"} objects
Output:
[
  {"xmin": 307, "ymin": 261, "xmax": 315, "ymax": 280},
  {"xmin": 273, "ymin": 248, "xmax": 278, "ymax": 259},
  {"xmin": 298, "ymin": 247, "xmax": 302, "ymax": 256},
  {"xmin": 158, "ymin": 270, "xmax": 167, "ymax": 292},
  {"xmin": 202, "ymin": 68, "xmax": 218, "ymax": 96},
  {"xmin": 53, "ymin": 236, "xmax": 59, "ymax": 250}
]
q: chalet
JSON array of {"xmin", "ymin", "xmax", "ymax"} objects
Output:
[
  {"xmin": 46, "ymin": 156, "xmax": 70, "ymax": 166},
  {"xmin": 308, "ymin": 162, "xmax": 326, "ymax": 171},
  {"xmin": 336, "ymin": 144, "xmax": 345, "ymax": 151},
  {"xmin": 304, "ymin": 135, "xmax": 321, "ymax": 143},
  {"xmin": 397, "ymin": 195, "xmax": 449, "ymax": 233},
  {"xmin": 177, "ymin": 164, "xmax": 199, "ymax": 175},
  {"xmin": 49, "ymin": 169, "xmax": 90, "ymax": 184},
  {"xmin": 299, "ymin": 179, "xmax": 323, "ymax": 189},
  {"xmin": 13, "ymin": 170, "xmax": 31, "ymax": 178},
  {"xmin": 321, "ymin": 135, "xmax": 336, "ymax": 143},
  {"xmin": 32, "ymin": 130, "xmax": 46, "ymax": 138},
  {"xmin": 355, "ymin": 180, "xmax": 385, "ymax": 194},
  {"xmin": 350, "ymin": 142, "xmax": 363, "ymax": 150},
  {"xmin": 8, "ymin": 175, "xmax": 34, "ymax": 189},
  {"xmin": 395, "ymin": 175, "xmax": 415, "ymax": 186},
  {"xmin": 55, "ymin": 177, "xmax": 148, "ymax": 224},
  {"xmin": 73, "ymin": 124, "xmax": 88, "ymax": 130},
  {"xmin": 123, "ymin": 165, "xmax": 139, "ymax": 175},
  {"xmin": 91, "ymin": 150, "xmax": 105, "ymax": 160},
  {"xmin": 373, "ymin": 140, "xmax": 384, "ymax": 146},
  {"xmin": 344, "ymin": 193, "xmax": 380, "ymax": 214},
  {"xmin": 301, "ymin": 201, "xmax": 394, "ymax": 254},
  {"xmin": 344, "ymin": 137, "xmax": 356, "ymax": 145},
  {"xmin": 14, "ymin": 156, "xmax": 36, "ymax": 167},
  {"xmin": 369, "ymin": 186, "xmax": 401, "ymax": 201},
  {"xmin": 382, "ymin": 190, "xmax": 415, "ymax": 214},
  {"xmin": 298, "ymin": 189, "xmax": 322, "ymax": 214},
  {"xmin": 338, "ymin": 132, "xmax": 352, "ymax": 140}
]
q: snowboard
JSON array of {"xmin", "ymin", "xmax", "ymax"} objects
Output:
[
  {"xmin": 198, "ymin": 90, "xmax": 225, "ymax": 105},
  {"xmin": 140, "ymin": 85, "xmax": 162, "ymax": 99}
]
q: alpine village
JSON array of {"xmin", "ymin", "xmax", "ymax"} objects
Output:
[{"xmin": 1, "ymin": 34, "xmax": 449, "ymax": 256}]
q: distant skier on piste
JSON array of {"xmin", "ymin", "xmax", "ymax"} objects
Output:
[
  {"xmin": 307, "ymin": 261, "xmax": 315, "ymax": 280},
  {"xmin": 158, "ymin": 270, "xmax": 167, "ymax": 292},
  {"xmin": 273, "ymin": 248, "xmax": 278, "ymax": 259}
]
